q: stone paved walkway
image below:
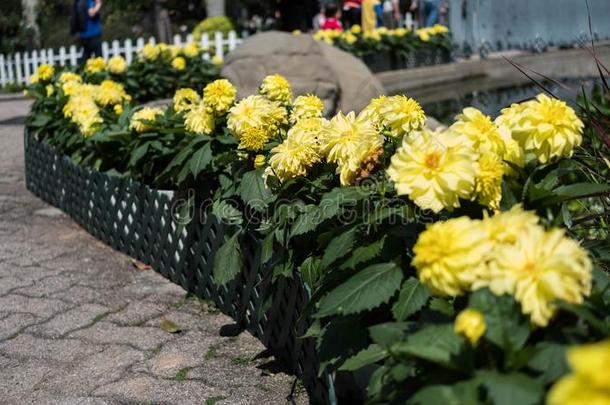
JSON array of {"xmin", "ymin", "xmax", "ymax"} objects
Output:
[{"xmin": 0, "ymin": 96, "xmax": 307, "ymax": 404}]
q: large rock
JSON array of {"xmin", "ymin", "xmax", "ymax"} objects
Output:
[{"xmin": 221, "ymin": 31, "xmax": 385, "ymax": 115}]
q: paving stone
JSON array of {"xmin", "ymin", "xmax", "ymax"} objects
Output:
[
  {"xmin": 0, "ymin": 275, "xmax": 34, "ymax": 295},
  {"xmin": 92, "ymin": 375, "xmax": 229, "ymax": 405},
  {"xmin": 27, "ymin": 303, "xmax": 113, "ymax": 337},
  {"xmin": 105, "ymin": 299, "xmax": 166, "ymax": 326},
  {"xmin": 0, "ymin": 103, "xmax": 307, "ymax": 403},
  {"xmin": 67, "ymin": 321, "xmax": 172, "ymax": 351},
  {"xmin": 0, "ymin": 313, "xmax": 43, "ymax": 340},
  {"xmin": 0, "ymin": 294, "xmax": 72, "ymax": 318},
  {"xmin": 0, "ymin": 333, "xmax": 99, "ymax": 363},
  {"xmin": 39, "ymin": 345, "xmax": 147, "ymax": 396}
]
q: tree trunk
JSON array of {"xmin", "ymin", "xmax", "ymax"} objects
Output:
[
  {"xmin": 205, "ymin": 0, "xmax": 226, "ymax": 17},
  {"xmin": 22, "ymin": 0, "xmax": 40, "ymax": 47},
  {"xmin": 153, "ymin": 0, "xmax": 173, "ymax": 43}
]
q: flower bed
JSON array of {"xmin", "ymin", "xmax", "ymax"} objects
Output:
[
  {"xmin": 312, "ymin": 25, "xmax": 452, "ymax": 72},
  {"xmin": 24, "ymin": 61, "xmax": 610, "ymax": 405},
  {"xmin": 29, "ymin": 42, "xmax": 221, "ymax": 104}
]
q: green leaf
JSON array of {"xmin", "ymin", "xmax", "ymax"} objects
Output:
[
  {"xmin": 212, "ymin": 200, "xmax": 243, "ymax": 225},
  {"xmin": 392, "ymin": 324, "xmax": 463, "ymax": 367},
  {"xmin": 128, "ymin": 142, "xmax": 150, "ymax": 167},
  {"xmin": 527, "ymin": 343, "xmax": 568, "ymax": 384},
  {"xmin": 318, "ymin": 315, "xmax": 368, "ymax": 371},
  {"xmin": 260, "ymin": 232, "xmax": 275, "ymax": 265},
  {"xmin": 535, "ymin": 183, "xmax": 610, "ymax": 206},
  {"xmin": 392, "ymin": 278, "xmax": 430, "ymax": 321},
  {"xmin": 369, "ymin": 322, "xmax": 411, "ymax": 347},
  {"xmin": 320, "ymin": 227, "xmax": 356, "ymax": 269},
  {"xmin": 429, "ymin": 297, "xmax": 455, "ymax": 316},
  {"xmin": 213, "ymin": 233, "xmax": 243, "ymax": 286},
  {"xmin": 159, "ymin": 319, "xmax": 182, "ymax": 334},
  {"xmin": 315, "ymin": 263, "xmax": 403, "ymax": 317},
  {"xmin": 468, "ymin": 289, "xmax": 530, "ymax": 352},
  {"xmin": 478, "ymin": 371, "xmax": 543, "ymax": 405},
  {"xmin": 339, "ymin": 344, "xmax": 388, "ymax": 371},
  {"xmin": 189, "ymin": 142, "xmax": 213, "ymax": 178},
  {"xmin": 239, "ymin": 170, "xmax": 273, "ymax": 207},
  {"xmin": 339, "ymin": 236, "xmax": 386, "ymax": 270},
  {"xmin": 409, "ymin": 380, "xmax": 480, "ymax": 405},
  {"xmin": 300, "ymin": 256, "xmax": 322, "ymax": 288},
  {"xmin": 272, "ymin": 261, "xmax": 293, "ymax": 280},
  {"xmin": 290, "ymin": 205, "xmax": 322, "ymax": 237}
]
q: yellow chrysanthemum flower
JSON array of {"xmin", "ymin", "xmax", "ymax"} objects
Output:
[
  {"xmin": 141, "ymin": 43, "xmax": 160, "ymax": 60},
  {"xmin": 496, "ymin": 102, "xmax": 528, "ymax": 129},
  {"xmin": 413, "ymin": 217, "xmax": 492, "ymax": 296},
  {"xmin": 46, "ymin": 84, "xmax": 54, "ymax": 97},
  {"xmin": 343, "ymin": 32, "xmax": 358, "ymax": 45},
  {"xmin": 474, "ymin": 153, "xmax": 504, "ymax": 210},
  {"xmin": 211, "ymin": 55, "xmax": 224, "ymax": 66},
  {"xmin": 171, "ymin": 57, "xmax": 186, "ymax": 70},
  {"xmin": 203, "ymin": 79, "xmax": 237, "ymax": 116},
  {"xmin": 266, "ymin": 121, "xmax": 322, "ymax": 182},
  {"xmin": 58, "ymin": 72, "xmax": 82, "ymax": 84},
  {"xmin": 547, "ymin": 340, "xmax": 610, "ymax": 405},
  {"xmin": 260, "ymin": 74, "xmax": 293, "ymax": 105},
  {"xmin": 85, "ymin": 57, "xmax": 106, "ymax": 74},
  {"xmin": 451, "ymin": 107, "xmax": 507, "ymax": 157},
  {"xmin": 37, "ymin": 64, "xmax": 55, "ymax": 81},
  {"xmin": 364, "ymin": 30, "xmax": 382, "ymax": 41},
  {"xmin": 477, "ymin": 225, "xmax": 592, "ymax": 327},
  {"xmin": 484, "ymin": 205, "xmax": 540, "ymax": 246},
  {"xmin": 387, "ymin": 128, "xmax": 479, "ymax": 213},
  {"xmin": 184, "ymin": 102, "xmax": 215, "ymax": 135},
  {"xmin": 168, "ymin": 45, "xmax": 181, "ymax": 58},
  {"xmin": 350, "ymin": 24, "xmax": 362, "ymax": 34},
  {"xmin": 319, "ymin": 111, "xmax": 381, "ymax": 167},
  {"xmin": 499, "ymin": 127, "xmax": 526, "ymax": 176},
  {"xmin": 360, "ymin": 96, "xmax": 388, "ymax": 129},
  {"xmin": 29, "ymin": 74, "xmax": 39, "ymax": 84},
  {"xmin": 63, "ymin": 89, "xmax": 102, "ymax": 137},
  {"xmin": 509, "ymin": 94, "xmax": 584, "ymax": 164},
  {"xmin": 114, "ymin": 104, "xmax": 123, "ymax": 115},
  {"xmin": 95, "ymin": 80, "xmax": 129, "ymax": 107},
  {"xmin": 454, "ymin": 309, "xmax": 486, "ymax": 345},
  {"xmin": 130, "ymin": 107, "xmax": 164, "ymax": 133},
  {"xmin": 182, "ymin": 43, "xmax": 200, "ymax": 58},
  {"xmin": 173, "ymin": 88, "xmax": 201, "ymax": 113},
  {"xmin": 416, "ymin": 29, "xmax": 430, "ymax": 42},
  {"xmin": 378, "ymin": 95, "xmax": 426, "ymax": 138},
  {"xmin": 227, "ymin": 95, "xmax": 274, "ymax": 139},
  {"xmin": 291, "ymin": 94, "xmax": 324, "ymax": 123},
  {"xmin": 238, "ymin": 126, "xmax": 270, "ymax": 151},
  {"xmin": 107, "ymin": 55, "xmax": 127, "ymax": 74}
]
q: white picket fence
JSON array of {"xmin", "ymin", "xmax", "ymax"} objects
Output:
[{"xmin": 0, "ymin": 31, "xmax": 242, "ymax": 87}]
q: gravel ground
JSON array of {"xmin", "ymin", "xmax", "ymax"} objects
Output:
[{"xmin": 0, "ymin": 95, "xmax": 308, "ymax": 405}]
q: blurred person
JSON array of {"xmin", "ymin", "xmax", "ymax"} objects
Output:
[
  {"xmin": 381, "ymin": 0, "xmax": 400, "ymax": 28},
  {"xmin": 321, "ymin": 3, "xmax": 343, "ymax": 31},
  {"xmin": 362, "ymin": 0, "xmax": 378, "ymax": 32},
  {"xmin": 71, "ymin": 0, "xmax": 102, "ymax": 63},
  {"xmin": 313, "ymin": 5, "xmax": 327, "ymax": 31},
  {"xmin": 342, "ymin": 0, "xmax": 362, "ymax": 29},
  {"xmin": 398, "ymin": 0, "xmax": 415, "ymax": 28},
  {"xmin": 410, "ymin": 0, "xmax": 446, "ymax": 27}
]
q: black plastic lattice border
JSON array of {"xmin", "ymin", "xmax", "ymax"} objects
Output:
[
  {"xmin": 362, "ymin": 47, "xmax": 452, "ymax": 73},
  {"xmin": 24, "ymin": 131, "xmax": 330, "ymax": 405}
]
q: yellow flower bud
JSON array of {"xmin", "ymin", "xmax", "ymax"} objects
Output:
[
  {"xmin": 454, "ymin": 309, "xmax": 486, "ymax": 345},
  {"xmin": 254, "ymin": 155, "xmax": 266, "ymax": 169}
]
